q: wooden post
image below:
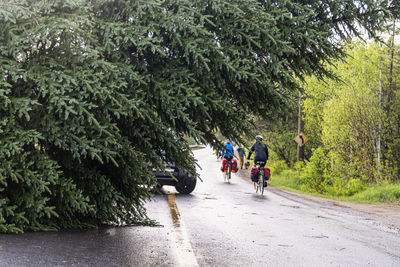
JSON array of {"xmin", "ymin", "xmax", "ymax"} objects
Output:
[
  {"xmin": 297, "ymin": 92, "xmax": 305, "ymax": 162},
  {"xmin": 377, "ymin": 63, "xmax": 382, "ymax": 183}
]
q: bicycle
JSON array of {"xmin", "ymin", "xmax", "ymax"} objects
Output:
[
  {"xmin": 253, "ymin": 161, "xmax": 267, "ymax": 195},
  {"xmin": 223, "ymin": 158, "xmax": 233, "ymax": 183}
]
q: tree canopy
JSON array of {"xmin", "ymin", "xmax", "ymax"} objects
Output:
[
  {"xmin": 0, "ymin": 0, "xmax": 394, "ymax": 232},
  {"xmin": 300, "ymin": 40, "xmax": 400, "ymax": 194}
]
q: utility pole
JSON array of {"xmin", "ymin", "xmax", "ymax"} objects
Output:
[
  {"xmin": 377, "ymin": 62, "xmax": 382, "ymax": 183},
  {"xmin": 297, "ymin": 92, "xmax": 305, "ymax": 161}
]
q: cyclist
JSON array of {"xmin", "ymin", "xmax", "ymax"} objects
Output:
[
  {"xmin": 247, "ymin": 135, "xmax": 269, "ymax": 183},
  {"xmin": 247, "ymin": 135, "xmax": 268, "ymax": 166},
  {"xmin": 222, "ymin": 141, "xmax": 234, "ymax": 160},
  {"xmin": 220, "ymin": 141, "xmax": 238, "ymax": 173}
]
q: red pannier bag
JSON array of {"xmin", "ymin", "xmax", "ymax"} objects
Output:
[
  {"xmin": 265, "ymin": 168, "xmax": 271, "ymax": 180},
  {"xmin": 231, "ymin": 159, "xmax": 238, "ymax": 173},
  {"xmin": 220, "ymin": 158, "xmax": 238, "ymax": 172},
  {"xmin": 221, "ymin": 158, "xmax": 228, "ymax": 172},
  {"xmin": 251, "ymin": 166, "xmax": 258, "ymax": 176},
  {"xmin": 251, "ymin": 166, "xmax": 258, "ymax": 182}
]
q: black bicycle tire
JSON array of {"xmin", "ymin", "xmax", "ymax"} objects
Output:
[
  {"xmin": 228, "ymin": 164, "xmax": 231, "ymax": 181},
  {"xmin": 260, "ymin": 173, "xmax": 264, "ymax": 195}
]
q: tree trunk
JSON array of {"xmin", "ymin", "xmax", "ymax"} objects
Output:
[{"xmin": 386, "ymin": 21, "xmax": 396, "ymax": 183}]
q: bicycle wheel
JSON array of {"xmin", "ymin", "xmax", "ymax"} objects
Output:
[
  {"xmin": 259, "ymin": 173, "xmax": 264, "ymax": 195},
  {"xmin": 223, "ymin": 170, "xmax": 228, "ymax": 182},
  {"xmin": 227, "ymin": 164, "xmax": 231, "ymax": 183},
  {"xmin": 253, "ymin": 172, "xmax": 258, "ymax": 192},
  {"xmin": 222, "ymin": 165, "xmax": 226, "ymax": 182}
]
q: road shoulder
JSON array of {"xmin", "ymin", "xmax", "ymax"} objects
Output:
[{"xmin": 236, "ymin": 168, "xmax": 400, "ymax": 225}]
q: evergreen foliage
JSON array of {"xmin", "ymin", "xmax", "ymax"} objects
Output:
[
  {"xmin": 249, "ymin": 102, "xmax": 298, "ymax": 168},
  {"xmin": 0, "ymin": 0, "xmax": 391, "ymax": 232}
]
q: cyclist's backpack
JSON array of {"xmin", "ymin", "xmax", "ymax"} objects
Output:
[{"xmin": 265, "ymin": 168, "xmax": 271, "ymax": 180}]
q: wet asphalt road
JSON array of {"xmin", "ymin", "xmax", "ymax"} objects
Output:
[
  {"xmin": 1, "ymin": 146, "xmax": 400, "ymax": 266},
  {"xmin": 174, "ymin": 147, "xmax": 400, "ymax": 266}
]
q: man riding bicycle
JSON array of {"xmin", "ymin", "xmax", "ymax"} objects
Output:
[
  {"xmin": 247, "ymin": 135, "xmax": 269, "ymax": 183},
  {"xmin": 247, "ymin": 135, "xmax": 268, "ymax": 165},
  {"xmin": 220, "ymin": 141, "xmax": 238, "ymax": 173},
  {"xmin": 222, "ymin": 141, "xmax": 234, "ymax": 159}
]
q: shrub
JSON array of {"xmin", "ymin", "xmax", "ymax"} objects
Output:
[
  {"xmin": 332, "ymin": 178, "xmax": 364, "ymax": 196},
  {"xmin": 344, "ymin": 178, "xmax": 364, "ymax": 196},
  {"xmin": 300, "ymin": 147, "xmax": 329, "ymax": 193}
]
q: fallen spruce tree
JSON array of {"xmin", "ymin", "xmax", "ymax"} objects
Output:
[{"xmin": 0, "ymin": 0, "xmax": 396, "ymax": 232}]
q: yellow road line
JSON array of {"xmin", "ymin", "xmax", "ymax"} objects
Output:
[{"xmin": 167, "ymin": 194, "xmax": 199, "ymax": 267}]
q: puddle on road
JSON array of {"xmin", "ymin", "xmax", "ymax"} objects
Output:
[
  {"xmin": 315, "ymin": 215, "xmax": 335, "ymax": 221},
  {"xmin": 304, "ymin": 234, "xmax": 329, "ymax": 239},
  {"xmin": 280, "ymin": 204, "xmax": 300, "ymax": 209},
  {"xmin": 105, "ymin": 228, "xmax": 117, "ymax": 236},
  {"xmin": 278, "ymin": 244, "xmax": 294, "ymax": 247}
]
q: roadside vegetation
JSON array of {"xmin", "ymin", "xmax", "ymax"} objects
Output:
[
  {"xmin": 252, "ymin": 37, "xmax": 400, "ymax": 204},
  {"xmin": 269, "ymin": 167, "xmax": 400, "ymax": 204}
]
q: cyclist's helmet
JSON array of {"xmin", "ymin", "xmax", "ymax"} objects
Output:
[{"xmin": 255, "ymin": 135, "xmax": 263, "ymax": 142}]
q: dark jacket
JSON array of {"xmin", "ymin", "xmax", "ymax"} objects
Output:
[
  {"xmin": 237, "ymin": 147, "xmax": 245, "ymax": 157},
  {"xmin": 247, "ymin": 142, "xmax": 268, "ymax": 163}
]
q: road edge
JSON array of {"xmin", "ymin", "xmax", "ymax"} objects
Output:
[{"xmin": 235, "ymin": 167, "xmax": 400, "ymax": 224}]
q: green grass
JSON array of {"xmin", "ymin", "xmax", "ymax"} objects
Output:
[
  {"xmin": 184, "ymin": 135, "xmax": 198, "ymax": 146},
  {"xmin": 269, "ymin": 170, "xmax": 400, "ymax": 205},
  {"xmin": 191, "ymin": 146, "xmax": 205, "ymax": 151},
  {"xmin": 269, "ymin": 171, "xmax": 333, "ymax": 199},
  {"xmin": 345, "ymin": 184, "xmax": 400, "ymax": 204},
  {"xmin": 269, "ymin": 171, "xmax": 302, "ymax": 191}
]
